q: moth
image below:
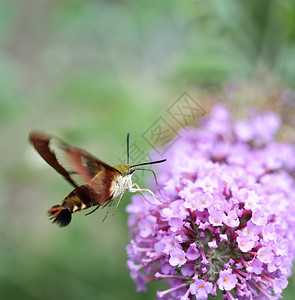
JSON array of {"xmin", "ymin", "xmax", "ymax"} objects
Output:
[{"xmin": 29, "ymin": 131, "xmax": 166, "ymax": 227}]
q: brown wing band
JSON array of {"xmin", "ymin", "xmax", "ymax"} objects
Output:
[{"xmin": 29, "ymin": 132, "xmax": 78, "ymax": 187}]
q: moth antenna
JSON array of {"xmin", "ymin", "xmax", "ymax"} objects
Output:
[
  {"xmin": 127, "ymin": 133, "xmax": 130, "ymax": 164},
  {"xmin": 131, "ymin": 159, "xmax": 166, "ymax": 168}
]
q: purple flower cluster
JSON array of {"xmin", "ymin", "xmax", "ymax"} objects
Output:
[{"xmin": 126, "ymin": 105, "xmax": 295, "ymax": 299}]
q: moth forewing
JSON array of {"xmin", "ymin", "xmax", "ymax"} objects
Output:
[{"xmin": 29, "ymin": 131, "xmax": 79, "ymax": 188}]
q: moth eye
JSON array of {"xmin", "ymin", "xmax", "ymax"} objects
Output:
[{"xmin": 129, "ymin": 168, "xmax": 135, "ymax": 175}]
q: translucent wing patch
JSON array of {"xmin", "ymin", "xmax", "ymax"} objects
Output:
[{"xmin": 29, "ymin": 131, "xmax": 120, "ymax": 188}]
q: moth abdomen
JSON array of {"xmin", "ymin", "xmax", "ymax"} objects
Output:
[
  {"xmin": 48, "ymin": 184, "xmax": 100, "ymax": 227},
  {"xmin": 48, "ymin": 205, "xmax": 72, "ymax": 227}
]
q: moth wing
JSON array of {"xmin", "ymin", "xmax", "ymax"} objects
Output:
[
  {"xmin": 66, "ymin": 146, "xmax": 120, "ymax": 204},
  {"xmin": 86, "ymin": 168, "xmax": 121, "ymax": 205},
  {"xmin": 29, "ymin": 131, "xmax": 120, "ymax": 189}
]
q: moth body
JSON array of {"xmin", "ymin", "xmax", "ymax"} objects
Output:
[
  {"xmin": 29, "ymin": 131, "xmax": 166, "ymax": 227},
  {"xmin": 111, "ymin": 175, "xmax": 131, "ymax": 198}
]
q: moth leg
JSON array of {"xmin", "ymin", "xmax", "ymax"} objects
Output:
[
  {"xmin": 112, "ymin": 183, "xmax": 128, "ymax": 216},
  {"xmin": 131, "ymin": 184, "xmax": 152, "ymax": 204},
  {"xmin": 102, "ymin": 199, "xmax": 113, "ymax": 222},
  {"xmin": 102, "ymin": 201, "xmax": 110, "ymax": 209},
  {"xmin": 85, "ymin": 205, "xmax": 100, "ymax": 216},
  {"xmin": 130, "ymin": 183, "xmax": 165, "ymax": 204}
]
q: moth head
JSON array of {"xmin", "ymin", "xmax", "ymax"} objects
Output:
[{"xmin": 113, "ymin": 164, "xmax": 133, "ymax": 177}]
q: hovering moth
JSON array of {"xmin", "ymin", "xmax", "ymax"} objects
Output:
[{"xmin": 29, "ymin": 131, "xmax": 166, "ymax": 227}]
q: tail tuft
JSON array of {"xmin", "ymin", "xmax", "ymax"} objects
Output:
[{"xmin": 48, "ymin": 205, "xmax": 72, "ymax": 227}]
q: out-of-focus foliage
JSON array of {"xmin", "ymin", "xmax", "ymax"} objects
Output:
[{"xmin": 0, "ymin": 0, "xmax": 295, "ymax": 299}]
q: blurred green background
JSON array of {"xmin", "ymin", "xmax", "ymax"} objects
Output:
[{"xmin": 1, "ymin": 1, "xmax": 295, "ymax": 299}]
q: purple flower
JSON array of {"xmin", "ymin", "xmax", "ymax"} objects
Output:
[
  {"xmin": 126, "ymin": 105, "xmax": 295, "ymax": 299},
  {"xmin": 186, "ymin": 243, "xmax": 200, "ymax": 260},
  {"xmin": 217, "ymin": 269, "xmax": 238, "ymax": 291},
  {"xmin": 190, "ymin": 279, "xmax": 213, "ymax": 299},
  {"xmin": 169, "ymin": 248, "xmax": 187, "ymax": 267},
  {"xmin": 138, "ymin": 215, "xmax": 157, "ymax": 238}
]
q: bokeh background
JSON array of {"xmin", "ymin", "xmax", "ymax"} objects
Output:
[{"xmin": 1, "ymin": 1, "xmax": 295, "ymax": 299}]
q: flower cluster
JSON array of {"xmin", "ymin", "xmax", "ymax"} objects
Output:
[{"xmin": 126, "ymin": 105, "xmax": 295, "ymax": 299}]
